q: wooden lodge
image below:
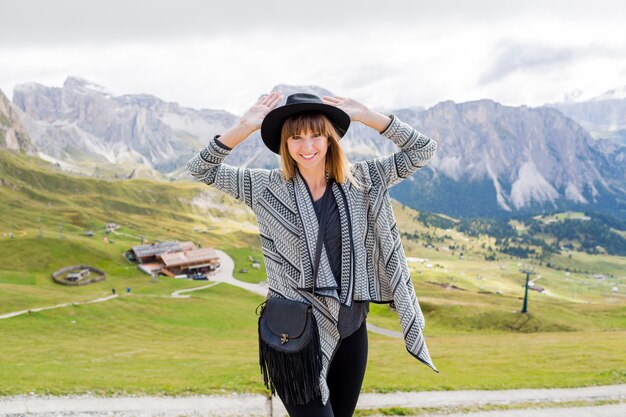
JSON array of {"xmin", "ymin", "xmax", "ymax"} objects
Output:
[
  {"xmin": 159, "ymin": 247, "xmax": 220, "ymax": 277},
  {"xmin": 127, "ymin": 241, "xmax": 220, "ymax": 277},
  {"xmin": 126, "ymin": 241, "xmax": 195, "ymax": 263}
]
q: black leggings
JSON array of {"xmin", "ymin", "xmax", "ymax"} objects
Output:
[{"xmin": 279, "ymin": 320, "xmax": 368, "ymax": 417}]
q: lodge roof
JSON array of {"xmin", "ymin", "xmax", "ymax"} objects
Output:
[
  {"xmin": 160, "ymin": 247, "xmax": 219, "ymax": 267},
  {"xmin": 132, "ymin": 241, "xmax": 195, "ymax": 258}
]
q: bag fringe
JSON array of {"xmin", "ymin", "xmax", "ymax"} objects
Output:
[{"xmin": 259, "ymin": 315, "xmax": 323, "ymax": 405}]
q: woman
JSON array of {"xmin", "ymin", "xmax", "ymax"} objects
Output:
[{"xmin": 187, "ymin": 91, "xmax": 438, "ymax": 417}]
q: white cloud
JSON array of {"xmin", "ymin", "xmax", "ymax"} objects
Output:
[{"xmin": 1, "ymin": 2, "xmax": 626, "ymax": 114}]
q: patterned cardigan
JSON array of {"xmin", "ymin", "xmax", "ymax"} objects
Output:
[{"xmin": 187, "ymin": 114, "xmax": 439, "ymax": 405}]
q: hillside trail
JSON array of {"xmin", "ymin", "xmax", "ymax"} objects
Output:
[
  {"xmin": 203, "ymin": 250, "xmax": 403, "ymax": 338},
  {"xmin": 0, "ymin": 294, "xmax": 118, "ymax": 319},
  {"xmin": 0, "ymin": 249, "xmax": 400, "ymax": 339},
  {"xmin": 0, "ymin": 249, "xmax": 263, "ymax": 318}
]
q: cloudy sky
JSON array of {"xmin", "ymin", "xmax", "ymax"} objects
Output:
[{"xmin": 1, "ymin": 0, "xmax": 625, "ymax": 115}]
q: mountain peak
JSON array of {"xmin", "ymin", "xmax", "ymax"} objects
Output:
[
  {"xmin": 270, "ymin": 84, "xmax": 334, "ymax": 98},
  {"xmin": 590, "ymin": 86, "xmax": 626, "ymax": 102},
  {"xmin": 63, "ymin": 76, "xmax": 111, "ymax": 95},
  {"xmin": 0, "ymin": 89, "xmax": 36, "ymax": 153},
  {"xmin": 13, "ymin": 82, "xmax": 48, "ymax": 94}
]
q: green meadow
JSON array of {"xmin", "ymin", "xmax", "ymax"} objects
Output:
[{"xmin": 0, "ymin": 150, "xmax": 625, "ymax": 395}]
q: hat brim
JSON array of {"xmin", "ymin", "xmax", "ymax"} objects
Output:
[{"xmin": 260, "ymin": 103, "xmax": 351, "ymax": 154}]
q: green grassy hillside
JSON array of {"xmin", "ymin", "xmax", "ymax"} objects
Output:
[{"xmin": 1, "ymin": 149, "xmax": 625, "ymax": 395}]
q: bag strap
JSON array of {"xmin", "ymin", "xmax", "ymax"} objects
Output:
[{"xmin": 311, "ymin": 178, "xmax": 334, "ymax": 298}]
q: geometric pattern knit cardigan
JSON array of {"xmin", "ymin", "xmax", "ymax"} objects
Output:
[{"xmin": 187, "ymin": 114, "xmax": 439, "ymax": 405}]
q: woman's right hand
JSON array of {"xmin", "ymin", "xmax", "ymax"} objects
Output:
[{"xmin": 239, "ymin": 91, "xmax": 283, "ymax": 132}]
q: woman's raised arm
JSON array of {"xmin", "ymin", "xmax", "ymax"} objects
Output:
[
  {"xmin": 186, "ymin": 92, "xmax": 283, "ymax": 210},
  {"xmin": 217, "ymin": 92, "xmax": 283, "ymax": 149},
  {"xmin": 322, "ymin": 95, "xmax": 437, "ymax": 189}
]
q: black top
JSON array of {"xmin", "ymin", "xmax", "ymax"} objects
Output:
[
  {"xmin": 311, "ymin": 191, "xmax": 342, "ymax": 289},
  {"xmin": 311, "ymin": 185, "xmax": 369, "ymax": 339}
]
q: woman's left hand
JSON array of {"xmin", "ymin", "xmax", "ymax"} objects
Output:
[{"xmin": 321, "ymin": 96, "xmax": 370, "ymax": 122}]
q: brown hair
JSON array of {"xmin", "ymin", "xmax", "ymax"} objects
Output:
[{"xmin": 278, "ymin": 112, "xmax": 363, "ymax": 189}]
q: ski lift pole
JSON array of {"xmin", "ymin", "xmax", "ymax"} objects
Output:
[{"xmin": 520, "ymin": 269, "xmax": 534, "ymax": 314}]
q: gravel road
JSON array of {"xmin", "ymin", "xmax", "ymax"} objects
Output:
[{"xmin": 1, "ymin": 384, "xmax": 624, "ymax": 416}]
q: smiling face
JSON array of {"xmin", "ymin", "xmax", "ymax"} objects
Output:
[
  {"xmin": 286, "ymin": 130, "xmax": 329, "ymax": 171},
  {"xmin": 279, "ymin": 111, "xmax": 352, "ymax": 183}
]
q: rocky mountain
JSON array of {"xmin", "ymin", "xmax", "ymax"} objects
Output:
[
  {"xmin": 389, "ymin": 100, "xmax": 625, "ymax": 218},
  {"xmin": 12, "ymin": 77, "xmax": 238, "ymax": 174},
  {"xmin": 547, "ymin": 87, "xmax": 626, "ymax": 145},
  {"xmin": 0, "ymin": 89, "xmax": 35, "ymax": 153},
  {"xmin": 228, "ymin": 88, "xmax": 625, "ymax": 218},
  {"xmin": 10, "ymin": 79, "xmax": 400, "ymax": 177},
  {"xmin": 10, "ymin": 78, "xmax": 626, "ymax": 218}
]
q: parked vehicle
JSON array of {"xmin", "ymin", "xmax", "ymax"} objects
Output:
[{"xmin": 191, "ymin": 272, "xmax": 208, "ymax": 280}]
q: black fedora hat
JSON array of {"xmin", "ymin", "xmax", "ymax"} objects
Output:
[{"xmin": 260, "ymin": 93, "xmax": 351, "ymax": 154}]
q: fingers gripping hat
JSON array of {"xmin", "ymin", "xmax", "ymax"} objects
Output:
[{"xmin": 260, "ymin": 93, "xmax": 351, "ymax": 154}]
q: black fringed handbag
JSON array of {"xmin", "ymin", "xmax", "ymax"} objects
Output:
[{"xmin": 257, "ymin": 180, "xmax": 333, "ymax": 405}]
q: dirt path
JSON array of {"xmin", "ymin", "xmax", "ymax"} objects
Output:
[
  {"xmin": 1, "ymin": 384, "xmax": 624, "ymax": 416},
  {"xmin": 208, "ymin": 250, "xmax": 404, "ymax": 339},
  {"xmin": 0, "ymin": 250, "xmax": 445, "ymax": 340},
  {"xmin": 0, "ymin": 249, "xmax": 405, "ymax": 342},
  {"xmin": 0, "ymin": 250, "xmax": 253, "ymax": 319},
  {"xmin": 414, "ymin": 404, "xmax": 626, "ymax": 417},
  {"xmin": 171, "ymin": 282, "xmax": 221, "ymax": 298},
  {"xmin": 355, "ymin": 384, "xmax": 626, "ymax": 409},
  {"xmin": 209, "ymin": 249, "xmax": 269, "ymax": 297},
  {"xmin": 0, "ymin": 294, "xmax": 118, "ymax": 319}
]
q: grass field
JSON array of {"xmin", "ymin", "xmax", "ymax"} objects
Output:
[
  {"xmin": 1, "ymin": 149, "xmax": 625, "ymax": 395},
  {"xmin": 2, "ymin": 283, "xmax": 624, "ymax": 396}
]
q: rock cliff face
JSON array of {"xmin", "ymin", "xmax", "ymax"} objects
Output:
[
  {"xmin": 13, "ymin": 77, "xmax": 238, "ymax": 171},
  {"xmin": 391, "ymin": 99, "xmax": 623, "ymax": 216},
  {"xmin": 0, "ymin": 89, "xmax": 35, "ymax": 153}
]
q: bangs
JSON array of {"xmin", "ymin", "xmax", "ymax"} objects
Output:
[{"xmin": 281, "ymin": 112, "xmax": 333, "ymax": 139}]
